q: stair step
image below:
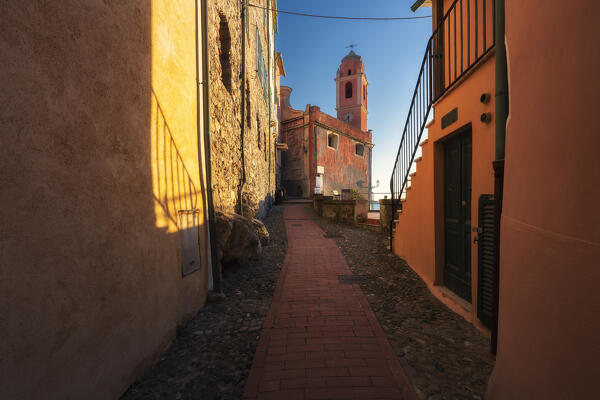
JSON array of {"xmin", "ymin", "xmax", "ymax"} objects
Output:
[
  {"xmin": 419, "ymin": 138, "xmax": 429, "ymax": 146},
  {"xmin": 409, "ymin": 171, "xmax": 417, "ymax": 177},
  {"xmin": 414, "ymin": 156, "xmax": 422, "ymax": 162}
]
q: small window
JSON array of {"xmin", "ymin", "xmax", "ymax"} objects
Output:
[
  {"xmin": 363, "ymin": 85, "xmax": 366, "ymax": 100},
  {"xmin": 218, "ymin": 14, "xmax": 232, "ymax": 93},
  {"xmin": 327, "ymin": 133, "xmax": 339, "ymax": 149},
  {"xmin": 355, "ymin": 143, "xmax": 364, "ymax": 157},
  {"xmin": 345, "ymin": 82, "xmax": 352, "ymax": 99},
  {"xmin": 348, "ymin": 69, "xmax": 351, "ymax": 76}
]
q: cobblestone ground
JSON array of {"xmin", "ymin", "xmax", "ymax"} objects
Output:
[
  {"xmin": 122, "ymin": 205, "xmax": 287, "ymax": 400},
  {"xmin": 312, "ymin": 207, "xmax": 494, "ymax": 400}
]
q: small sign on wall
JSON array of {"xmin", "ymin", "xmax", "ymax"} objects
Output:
[{"xmin": 442, "ymin": 108, "xmax": 458, "ymax": 129}]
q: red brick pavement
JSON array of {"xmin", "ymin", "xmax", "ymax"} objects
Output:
[{"xmin": 243, "ymin": 204, "xmax": 418, "ymax": 400}]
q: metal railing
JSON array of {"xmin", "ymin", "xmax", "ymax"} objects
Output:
[{"xmin": 389, "ymin": 0, "xmax": 495, "ymax": 250}]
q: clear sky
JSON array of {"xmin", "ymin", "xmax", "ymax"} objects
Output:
[{"xmin": 274, "ymin": 0, "xmax": 432, "ymax": 196}]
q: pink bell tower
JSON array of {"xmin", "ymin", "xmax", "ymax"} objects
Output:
[{"xmin": 335, "ymin": 50, "xmax": 368, "ymax": 132}]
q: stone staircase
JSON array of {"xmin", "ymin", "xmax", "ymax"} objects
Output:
[{"xmin": 390, "ymin": 138, "xmax": 429, "ymax": 242}]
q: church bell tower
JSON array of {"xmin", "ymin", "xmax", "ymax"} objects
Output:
[{"xmin": 335, "ymin": 50, "xmax": 368, "ymax": 132}]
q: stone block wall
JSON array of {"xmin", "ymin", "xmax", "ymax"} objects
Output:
[{"xmin": 208, "ymin": 0, "xmax": 277, "ymax": 219}]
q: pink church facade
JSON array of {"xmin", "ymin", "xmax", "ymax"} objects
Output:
[{"xmin": 279, "ymin": 51, "xmax": 373, "ymax": 199}]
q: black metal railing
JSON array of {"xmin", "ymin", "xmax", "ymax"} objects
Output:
[
  {"xmin": 432, "ymin": 0, "xmax": 496, "ymax": 99},
  {"xmin": 389, "ymin": 0, "xmax": 495, "ymax": 250}
]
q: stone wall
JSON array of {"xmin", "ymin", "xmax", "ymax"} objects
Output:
[
  {"xmin": 208, "ymin": 0, "xmax": 277, "ymax": 219},
  {"xmin": 320, "ymin": 199, "xmax": 369, "ymax": 225}
]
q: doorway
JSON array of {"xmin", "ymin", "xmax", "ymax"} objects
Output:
[{"xmin": 444, "ymin": 128, "xmax": 472, "ymax": 302}]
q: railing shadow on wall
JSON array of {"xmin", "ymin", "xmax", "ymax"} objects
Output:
[{"xmin": 150, "ymin": 89, "xmax": 199, "ymax": 231}]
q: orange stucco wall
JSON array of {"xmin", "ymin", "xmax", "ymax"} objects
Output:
[
  {"xmin": 486, "ymin": 2, "xmax": 600, "ymax": 399},
  {"xmin": 393, "ymin": 54, "xmax": 495, "ymax": 327},
  {"xmin": 0, "ymin": 1, "xmax": 210, "ymax": 398}
]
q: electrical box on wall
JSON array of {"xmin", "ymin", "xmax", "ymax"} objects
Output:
[
  {"xmin": 317, "ymin": 166, "xmax": 324, "ymax": 174},
  {"xmin": 178, "ymin": 210, "xmax": 202, "ymax": 276}
]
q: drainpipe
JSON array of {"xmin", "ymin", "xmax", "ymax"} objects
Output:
[
  {"xmin": 239, "ymin": 0, "xmax": 248, "ymax": 216},
  {"xmin": 196, "ymin": 0, "xmax": 221, "ymax": 292},
  {"xmin": 368, "ymin": 144, "xmax": 372, "ymax": 210},
  {"xmin": 267, "ymin": 0, "xmax": 273, "ymax": 202},
  {"xmin": 492, "ymin": 0, "xmax": 508, "ymax": 355}
]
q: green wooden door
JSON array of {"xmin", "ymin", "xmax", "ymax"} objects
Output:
[{"xmin": 444, "ymin": 129, "xmax": 472, "ymax": 302}]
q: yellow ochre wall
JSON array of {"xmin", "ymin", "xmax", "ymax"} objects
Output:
[{"xmin": 0, "ymin": 1, "xmax": 210, "ymax": 398}]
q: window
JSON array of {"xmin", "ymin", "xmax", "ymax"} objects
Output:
[
  {"xmin": 327, "ymin": 133, "xmax": 339, "ymax": 149},
  {"xmin": 348, "ymin": 69, "xmax": 351, "ymax": 76},
  {"xmin": 345, "ymin": 82, "xmax": 352, "ymax": 99},
  {"xmin": 363, "ymin": 85, "xmax": 366, "ymax": 100},
  {"xmin": 355, "ymin": 143, "xmax": 364, "ymax": 157},
  {"xmin": 218, "ymin": 14, "xmax": 232, "ymax": 93}
]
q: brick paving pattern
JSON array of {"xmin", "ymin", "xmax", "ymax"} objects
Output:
[{"xmin": 243, "ymin": 204, "xmax": 417, "ymax": 400}]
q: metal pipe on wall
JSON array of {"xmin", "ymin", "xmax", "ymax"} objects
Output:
[
  {"xmin": 196, "ymin": 0, "xmax": 221, "ymax": 292},
  {"xmin": 238, "ymin": 0, "xmax": 248, "ymax": 216},
  {"xmin": 492, "ymin": 0, "xmax": 508, "ymax": 355}
]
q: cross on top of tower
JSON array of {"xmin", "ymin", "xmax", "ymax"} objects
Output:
[{"xmin": 346, "ymin": 41, "xmax": 358, "ymax": 51}]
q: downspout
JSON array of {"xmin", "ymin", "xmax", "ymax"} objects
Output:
[
  {"xmin": 239, "ymin": 0, "xmax": 248, "ymax": 216},
  {"xmin": 368, "ymin": 146, "xmax": 372, "ymax": 210},
  {"xmin": 492, "ymin": 0, "xmax": 508, "ymax": 355},
  {"xmin": 196, "ymin": 0, "xmax": 221, "ymax": 292},
  {"xmin": 267, "ymin": 0, "xmax": 273, "ymax": 200}
]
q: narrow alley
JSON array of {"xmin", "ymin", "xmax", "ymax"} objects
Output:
[
  {"xmin": 2, "ymin": 1, "xmax": 598, "ymax": 399},
  {"xmin": 242, "ymin": 204, "xmax": 416, "ymax": 400},
  {"xmin": 124, "ymin": 203, "xmax": 493, "ymax": 400}
]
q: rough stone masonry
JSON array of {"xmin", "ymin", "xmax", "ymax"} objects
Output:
[{"xmin": 209, "ymin": 0, "xmax": 277, "ymax": 220}]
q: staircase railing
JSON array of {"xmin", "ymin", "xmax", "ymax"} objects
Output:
[{"xmin": 389, "ymin": 0, "xmax": 496, "ymax": 250}]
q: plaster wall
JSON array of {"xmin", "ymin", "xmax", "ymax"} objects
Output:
[
  {"xmin": 0, "ymin": 0, "xmax": 210, "ymax": 398},
  {"xmin": 316, "ymin": 126, "xmax": 370, "ymax": 197},
  {"xmin": 486, "ymin": 2, "xmax": 600, "ymax": 398},
  {"xmin": 392, "ymin": 55, "xmax": 495, "ymax": 328},
  {"xmin": 281, "ymin": 124, "xmax": 310, "ymax": 197}
]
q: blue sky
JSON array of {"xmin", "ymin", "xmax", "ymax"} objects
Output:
[{"xmin": 275, "ymin": 0, "xmax": 432, "ymax": 195}]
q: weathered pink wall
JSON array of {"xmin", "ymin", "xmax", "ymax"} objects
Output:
[
  {"xmin": 310, "ymin": 108, "xmax": 371, "ymax": 197},
  {"xmin": 486, "ymin": 2, "xmax": 600, "ymax": 398},
  {"xmin": 0, "ymin": 1, "xmax": 209, "ymax": 398}
]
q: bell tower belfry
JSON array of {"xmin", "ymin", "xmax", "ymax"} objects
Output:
[{"xmin": 335, "ymin": 50, "xmax": 368, "ymax": 132}]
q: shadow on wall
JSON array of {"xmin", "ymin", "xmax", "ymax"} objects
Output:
[
  {"xmin": 151, "ymin": 89, "xmax": 200, "ymax": 229},
  {"xmin": 1, "ymin": 1, "xmax": 208, "ymax": 399}
]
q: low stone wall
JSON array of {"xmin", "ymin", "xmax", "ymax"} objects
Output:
[
  {"xmin": 322, "ymin": 200, "xmax": 355, "ymax": 223},
  {"xmin": 319, "ymin": 198, "xmax": 369, "ymax": 224},
  {"xmin": 354, "ymin": 199, "xmax": 369, "ymax": 222},
  {"xmin": 379, "ymin": 198, "xmax": 394, "ymax": 233}
]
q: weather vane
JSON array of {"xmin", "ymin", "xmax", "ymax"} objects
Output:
[{"xmin": 346, "ymin": 41, "xmax": 358, "ymax": 51}]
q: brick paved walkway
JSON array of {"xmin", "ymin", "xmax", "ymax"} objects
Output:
[{"xmin": 243, "ymin": 204, "xmax": 417, "ymax": 400}]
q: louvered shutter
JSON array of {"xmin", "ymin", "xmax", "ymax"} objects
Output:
[{"xmin": 477, "ymin": 194, "xmax": 495, "ymax": 329}]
